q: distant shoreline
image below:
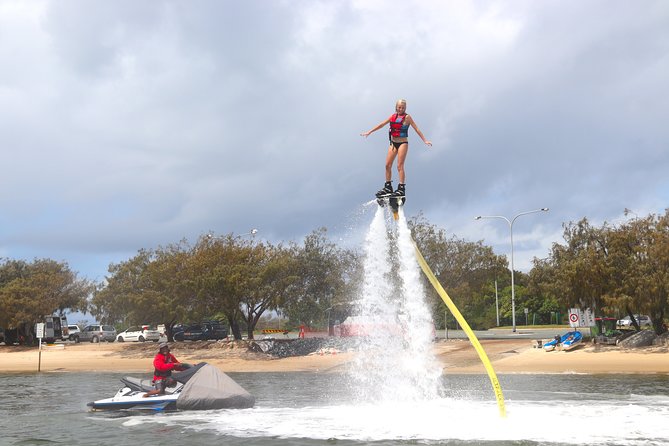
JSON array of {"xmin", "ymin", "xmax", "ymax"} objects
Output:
[{"xmin": 1, "ymin": 339, "xmax": 668, "ymax": 374}]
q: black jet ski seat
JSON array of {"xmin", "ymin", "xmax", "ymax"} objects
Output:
[
  {"xmin": 120, "ymin": 377, "xmax": 156, "ymax": 392},
  {"xmin": 120, "ymin": 377, "xmax": 181, "ymax": 395}
]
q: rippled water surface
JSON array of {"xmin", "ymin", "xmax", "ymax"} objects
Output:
[{"xmin": 2, "ymin": 372, "xmax": 669, "ymax": 446}]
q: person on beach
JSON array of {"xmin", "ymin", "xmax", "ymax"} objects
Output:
[
  {"xmin": 143, "ymin": 342, "xmax": 189, "ymax": 397},
  {"xmin": 360, "ymin": 99, "xmax": 432, "ymax": 199}
]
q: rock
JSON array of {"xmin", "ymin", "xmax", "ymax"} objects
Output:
[
  {"xmin": 618, "ymin": 330, "xmax": 657, "ymax": 348},
  {"xmin": 653, "ymin": 332, "xmax": 669, "ymax": 346},
  {"xmin": 248, "ymin": 338, "xmax": 357, "ymax": 358}
]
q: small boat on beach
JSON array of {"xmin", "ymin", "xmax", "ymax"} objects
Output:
[{"xmin": 543, "ymin": 331, "xmax": 583, "ymax": 352}]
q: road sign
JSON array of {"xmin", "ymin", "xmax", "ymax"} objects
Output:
[
  {"xmin": 36, "ymin": 322, "xmax": 45, "ymax": 339},
  {"xmin": 569, "ymin": 309, "xmax": 580, "ymax": 328}
]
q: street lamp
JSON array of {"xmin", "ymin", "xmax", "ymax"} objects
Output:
[
  {"xmin": 206, "ymin": 228, "xmax": 259, "ymax": 240},
  {"xmin": 246, "ymin": 228, "xmax": 259, "ymax": 238},
  {"xmin": 475, "ymin": 208, "xmax": 549, "ymax": 332}
]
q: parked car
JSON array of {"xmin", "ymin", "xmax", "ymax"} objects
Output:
[
  {"xmin": 116, "ymin": 325, "xmax": 161, "ymax": 342},
  {"xmin": 173, "ymin": 324, "xmax": 207, "ymax": 341},
  {"xmin": 202, "ymin": 321, "xmax": 229, "ymax": 340},
  {"xmin": 173, "ymin": 322, "xmax": 229, "ymax": 341},
  {"xmin": 67, "ymin": 325, "xmax": 81, "ymax": 341},
  {"xmin": 617, "ymin": 314, "xmax": 651, "ymax": 328},
  {"xmin": 72, "ymin": 324, "xmax": 117, "ymax": 343}
]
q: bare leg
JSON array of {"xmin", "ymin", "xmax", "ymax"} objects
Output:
[
  {"xmin": 143, "ymin": 389, "xmax": 161, "ymax": 398},
  {"xmin": 143, "ymin": 379, "xmax": 167, "ymax": 397},
  {"xmin": 396, "ymin": 143, "xmax": 408, "ymax": 184},
  {"xmin": 384, "ymin": 145, "xmax": 398, "ymax": 181}
]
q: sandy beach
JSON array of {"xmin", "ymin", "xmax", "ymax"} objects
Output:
[{"xmin": 2, "ymin": 339, "xmax": 669, "ymax": 375}]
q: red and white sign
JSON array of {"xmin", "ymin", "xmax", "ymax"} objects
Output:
[
  {"xmin": 568, "ymin": 308, "xmax": 596, "ymax": 328},
  {"xmin": 569, "ymin": 309, "xmax": 580, "ymax": 327}
]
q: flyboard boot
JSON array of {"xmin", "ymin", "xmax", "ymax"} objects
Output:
[
  {"xmin": 375, "ymin": 181, "xmax": 393, "ymax": 206},
  {"xmin": 375, "ymin": 181, "xmax": 393, "ymax": 198},
  {"xmin": 389, "ymin": 183, "xmax": 406, "ymax": 220}
]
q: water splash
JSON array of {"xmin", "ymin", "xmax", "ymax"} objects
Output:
[
  {"xmin": 349, "ymin": 205, "xmax": 443, "ymax": 402},
  {"xmin": 130, "ymin": 395, "xmax": 669, "ymax": 444}
]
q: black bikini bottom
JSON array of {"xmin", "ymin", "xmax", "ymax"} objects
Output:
[{"xmin": 391, "ymin": 141, "xmax": 407, "ymax": 150}]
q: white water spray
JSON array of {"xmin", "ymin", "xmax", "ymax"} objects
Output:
[{"xmin": 350, "ymin": 205, "xmax": 443, "ymax": 402}]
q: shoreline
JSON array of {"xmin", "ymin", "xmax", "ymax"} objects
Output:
[{"xmin": 1, "ymin": 339, "xmax": 668, "ymax": 374}]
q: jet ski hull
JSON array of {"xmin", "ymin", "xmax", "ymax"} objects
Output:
[{"xmin": 88, "ymin": 385, "xmax": 180, "ymax": 411}]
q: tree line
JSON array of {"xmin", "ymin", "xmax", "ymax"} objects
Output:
[{"xmin": 2, "ymin": 211, "xmax": 668, "ymax": 345}]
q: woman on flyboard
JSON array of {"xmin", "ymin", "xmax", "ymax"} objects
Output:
[{"xmin": 361, "ymin": 99, "xmax": 432, "ymax": 199}]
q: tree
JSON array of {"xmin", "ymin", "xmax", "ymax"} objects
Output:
[
  {"xmin": 283, "ymin": 228, "xmax": 360, "ymax": 331},
  {"xmin": 548, "ymin": 218, "xmax": 613, "ymax": 312},
  {"xmin": 238, "ymin": 242, "xmax": 300, "ymax": 339},
  {"xmin": 92, "ymin": 242, "xmax": 199, "ymax": 340},
  {"xmin": 603, "ymin": 212, "xmax": 669, "ymax": 333},
  {"xmin": 192, "ymin": 234, "xmax": 302, "ymax": 340},
  {"xmin": 527, "ymin": 258, "xmax": 562, "ymax": 324},
  {"xmin": 539, "ymin": 212, "xmax": 669, "ymax": 334},
  {"xmin": 0, "ymin": 258, "xmax": 93, "ymax": 345},
  {"xmin": 409, "ymin": 215, "xmax": 508, "ymax": 329}
]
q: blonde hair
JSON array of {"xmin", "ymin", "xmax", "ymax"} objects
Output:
[{"xmin": 396, "ymin": 99, "xmax": 407, "ymax": 108}]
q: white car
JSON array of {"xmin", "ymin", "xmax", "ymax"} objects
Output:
[
  {"xmin": 116, "ymin": 325, "xmax": 161, "ymax": 342},
  {"xmin": 617, "ymin": 315, "xmax": 651, "ymax": 328},
  {"xmin": 67, "ymin": 325, "xmax": 81, "ymax": 341}
]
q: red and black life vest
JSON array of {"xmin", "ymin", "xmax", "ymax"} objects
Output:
[{"xmin": 389, "ymin": 113, "xmax": 409, "ymax": 139}]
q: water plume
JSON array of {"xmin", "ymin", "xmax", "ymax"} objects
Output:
[{"xmin": 349, "ymin": 205, "xmax": 443, "ymax": 402}]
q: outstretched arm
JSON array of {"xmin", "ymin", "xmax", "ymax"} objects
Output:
[
  {"xmin": 361, "ymin": 118, "xmax": 391, "ymax": 138},
  {"xmin": 408, "ymin": 116, "xmax": 432, "ymax": 146}
]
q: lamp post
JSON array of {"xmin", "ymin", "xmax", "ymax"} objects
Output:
[
  {"xmin": 475, "ymin": 208, "xmax": 549, "ymax": 332},
  {"xmin": 246, "ymin": 228, "xmax": 259, "ymax": 238},
  {"xmin": 207, "ymin": 228, "xmax": 258, "ymax": 241}
]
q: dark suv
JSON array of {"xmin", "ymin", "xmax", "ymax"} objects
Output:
[
  {"xmin": 202, "ymin": 321, "xmax": 229, "ymax": 340},
  {"xmin": 173, "ymin": 324, "xmax": 206, "ymax": 341},
  {"xmin": 173, "ymin": 322, "xmax": 229, "ymax": 341}
]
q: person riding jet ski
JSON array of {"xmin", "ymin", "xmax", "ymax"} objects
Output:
[{"xmin": 143, "ymin": 342, "xmax": 190, "ymax": 397}]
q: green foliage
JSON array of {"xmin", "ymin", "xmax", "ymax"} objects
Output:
[
  {"xmin": 0, "ymin": 258, "xmax": 93, "ymax": 339},
  {"xmin": 92, "ymin": 231, "xmax": 355, "ymax": 340},
  {"xmin": 409, "ymin": 214, "xmax": 509, "ymax": 330},
  {"xmin": 282, "ymin": 228, "xmax": 360, "ymax": 330},
  {"xmin": 6, "ymin": 210, "xmax": 669, "ymax": 341},
  {"xmin": 535, "ymin": 211, "xmax": 669, "ymax": 334}
]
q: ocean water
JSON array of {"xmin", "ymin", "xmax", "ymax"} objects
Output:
[{"xmin": 1, "ymin": 371, "xmax": 669, "ymax": 446}]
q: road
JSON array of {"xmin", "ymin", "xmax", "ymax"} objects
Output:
[{"xmin": 437, "ymin": 327, "xmax": 580, "ymax": 341}]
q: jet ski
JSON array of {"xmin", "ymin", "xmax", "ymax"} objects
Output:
[
  {"xmin": 88, "ymin": 362, "xmax": 255, "ymax": 411},
  {"xmin": 87, "ymin": 374, "xmax": 182, "ymax": 411}
]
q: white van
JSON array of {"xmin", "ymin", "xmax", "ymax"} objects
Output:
[{"xmin": 43, "ymin": 315, "xmax": 68, "ymax": 343}]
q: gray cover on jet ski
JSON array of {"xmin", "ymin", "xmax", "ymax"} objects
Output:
[{"xmin": 176, "ymin": 363, "xmax": 255, "ymax": 410}]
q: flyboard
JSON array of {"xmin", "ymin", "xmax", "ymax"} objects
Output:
[{"xmin": 375, "ymin": 192, "xmax": 405, "ymax": 220}]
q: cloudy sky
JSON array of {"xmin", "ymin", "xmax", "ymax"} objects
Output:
[{"xmin": 1, "ymin": 0, "xmax": 668, "ymax": 284}]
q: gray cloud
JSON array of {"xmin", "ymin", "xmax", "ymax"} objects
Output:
[{"xmin": 0, "ymin": 0, "xmax": 667, "ymax": 278}]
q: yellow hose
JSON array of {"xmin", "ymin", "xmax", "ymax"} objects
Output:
[{"xmin": 413, "ymin": 241, "xmax": 507, "ymax": 418}]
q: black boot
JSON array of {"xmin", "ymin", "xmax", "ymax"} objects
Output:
[
  {"xmin": 392, "ymin": 183, "xmax": 406, "ymax": 197},
  {"xmin": 375, "ymin": 181, "xmax": 393, "ymax": 198}
]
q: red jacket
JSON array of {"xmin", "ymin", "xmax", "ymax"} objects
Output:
[{"xmin": 153, "ymin": 352, "xmax": 181, "ymax": 382}]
